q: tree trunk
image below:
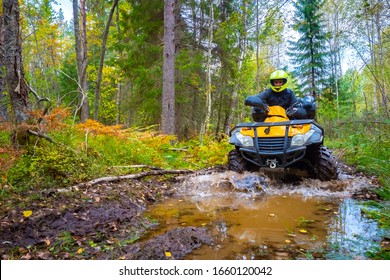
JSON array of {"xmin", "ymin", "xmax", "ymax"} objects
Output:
[
  {"xmin": 374, "ymin": 7, "xmax": 389, "ymax": 117},
  {"xmin": 3, "ymin": 0, "xmax": 31, "ymax": 125},
  {"xmin": 255, "ymin": 0, "xmax": 260, "ymax": 93},
  {"xmin": 116, "ymin": 81, "xmax": 121, "ymax": 124},
  {"xmin": 73, "ymin": 0, "xmax": 90, "ymax": 122},
  {"xmin": 115, "ymin": 4, "xmax": 122, "ymax": 125},
  {"xmin": 94, "ymin": 0, "xmax": 119, "ymax": 121},
  {"xmin": 0, "ymin": 8, "xmax": 9, "ymax": 121},
  {"xmin": 224, "ymin": 0, "xmax": 246, "ymax": 135},
  {"xmin": 161, "ymin": 0, "xmax": 176, "ymax": 135},
  {"xmin": 200, "ymin": 0, "xmax": 214, "ymax": 142}
]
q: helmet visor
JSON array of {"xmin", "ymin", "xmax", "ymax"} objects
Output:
[{"xmin": 270, "ymin": 79, "xmax": 287, "ymax": 87}]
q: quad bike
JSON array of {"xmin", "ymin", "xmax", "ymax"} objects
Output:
[{"xmin": 228, "ymin": 95, "xmax": 338, "ymax": 181}]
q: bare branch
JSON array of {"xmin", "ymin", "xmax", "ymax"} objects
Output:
[{"xmin": 71, "ymin": 169, "xmax": 194, "ymax": 189}]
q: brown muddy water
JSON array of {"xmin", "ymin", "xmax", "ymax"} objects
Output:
[{"xmin": 144, "ymin": 171, "xmax": 384, "ymax": 260}]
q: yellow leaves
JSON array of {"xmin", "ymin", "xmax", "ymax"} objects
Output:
[
  {"xmin": 77, "ymin": 248, "xmax": 84, "ymax": 254},
  {"xmin": 299, "ymin": 229, "xmax": 308, "ymax": 234},
  {"xmin": 165, "ymin": 251, "xmax": 172, "ymax": 257},
  {"xmin": 23, "ymin": 210, "xmax": 33, "ymax": 218}
]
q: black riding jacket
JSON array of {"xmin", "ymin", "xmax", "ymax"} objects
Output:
[{"xmin": 255, "ymin": 88, "xmax": 297, "ymax": 110}]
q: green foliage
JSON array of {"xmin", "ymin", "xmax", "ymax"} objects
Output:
[
  {"xmin": 21, "ymin": 0, "xmax": 70, "ymax": 101},
  {"xmin": 288, "ymin": 0, "xmax": 329, "ymax": 95},
  {"xmin": 8, "ymin": 144, "xmax": 94, "ymax": 189},
  {"xmin": 114, "ymin": 0, "xmax": 164, "ymax": 127},
  {"xmin": 2, "ymin": 119, "xmax": 232, "ymax": 191},
  {"xmin": 57, "ymin": 52, "xmax": 80, "ymax": 108},
  {"xmin": 319, "ymin": 67, "xmax": 389, "ymax": 190},
  {"xmin": 326, "ymin": 118, "xmax": 389, "ymax": 183},
  {"xmin": 49, "ymin": 231, "xmax": 77, "ymax": 257},
  {"xmin": 361, "ymin": 201, "xmax": 390, "ymax": 229},
  {"xmin": 183, "ymin": 135, "xmax": 232, "ymax": 168}
]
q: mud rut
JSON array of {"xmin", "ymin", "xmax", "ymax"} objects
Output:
[{"xmin": 0, "ymin": 164, "xmax": 381, "ymax": 260}]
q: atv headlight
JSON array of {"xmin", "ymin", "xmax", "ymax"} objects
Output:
[
  {"xmin": 291, "ymin": 129, "xmax": 315, "ymax": 147},
  {"xmin": 236, "ymin": 132, "xmax": 254, "ymax": 147}
]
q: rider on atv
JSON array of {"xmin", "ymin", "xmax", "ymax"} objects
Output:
[{"xmin": 252, "ymin": 70, "xmax": 315, "ymax": 121}]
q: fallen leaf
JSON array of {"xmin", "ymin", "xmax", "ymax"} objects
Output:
[
  {"xmin": 20, "ymin": 253, "xmax": 32, "ymax": 260},
  {"xmin": 285, "ymin": 239, "xmax": 291, "ymax": 243},
  {"xmin": 201, "ymin": 223, "xmax": 207, "ymax": 226},
  {"xmin": 269, "ymin": 213, "xmax": 275, "ymax": 217},
  {"xmin": 299, "ymin": 229, "xmax": 308, "ymax": 233},
  {"xmin": 165, "ymin": 251, "xmax": 172, "ymax": 257},
  {"xmin": 23, "ymin": 210, "xmax": 33, "ymax": 218},
  {"xmin": 45, "ymin": 238, "xmax": 51, "ymax": 246},
  {"xmin": 77, "ymin": 248, "xmax": 84, "ymax": 254}
]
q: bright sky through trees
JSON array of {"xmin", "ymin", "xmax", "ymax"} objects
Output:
[{"xmin": 54, "ymin": 0, "xmax": 73, "ymax": 21}]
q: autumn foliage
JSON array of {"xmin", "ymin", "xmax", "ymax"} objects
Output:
[{"xmin": 0, "ymin": 112, "xmax": 230, "ymax": 190}]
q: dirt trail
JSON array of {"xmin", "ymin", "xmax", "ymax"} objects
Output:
[{"xmin": 0, "ymin": 164, "xmax": 381, "ymax": 260}]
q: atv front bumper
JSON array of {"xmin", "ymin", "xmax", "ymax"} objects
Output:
[
  {"xmin": 229, "ymin": 120, "xmax": 323, "ymax": 169},
  {"xmin": 239, "ymin": 144, "xmax": 306, "ymax": 169}
]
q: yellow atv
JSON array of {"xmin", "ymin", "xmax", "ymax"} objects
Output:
[{"xmin": 228, "ymin": 96, "xmax": 338, "ymax": 181}]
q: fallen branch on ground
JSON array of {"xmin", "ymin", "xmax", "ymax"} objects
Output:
[
  {"xmin": 70, "ymin": 169, "xmax": 194, "ymax": 189},
  {"xmin": 28, "ymin": 129, "xmax": 54, "ymax": 143},
  {"xmin": 111, "ymin": 165, "xmax": 162, "ymax": 169}
]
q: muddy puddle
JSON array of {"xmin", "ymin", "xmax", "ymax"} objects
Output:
[{"xmin": 144, "ymin": 171, "xmax": 384, "ymax": 260}]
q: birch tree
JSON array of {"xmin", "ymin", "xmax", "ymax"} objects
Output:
[{"xmin": 200, "ymin": 0, "xmax": 214, "ymax": 141}]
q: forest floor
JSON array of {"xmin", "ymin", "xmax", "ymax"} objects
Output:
[{"xmin": 0, "ymin": 164, "xmax": 387, "ymax": 260}]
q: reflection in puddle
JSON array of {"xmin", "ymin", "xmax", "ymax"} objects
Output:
[
  {"xmin": 326, "ymin": 199, "xmax": 383, "ymax": 259},
  {"xmin": 145, "ymin": 172, "xmax": 383, "ymax": 259}
]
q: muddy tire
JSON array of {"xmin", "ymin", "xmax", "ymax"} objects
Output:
[
  {"xmin": 228, "ymin": 149, "xmax": 251, "ymax": 173},
  {"xmin": 311, "ymin": 146, "xmax": 338, "ymax": 181}
]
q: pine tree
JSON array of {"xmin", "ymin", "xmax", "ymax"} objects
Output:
[{"xmin": 288, "ymin": 0, "xmax": 328, "ymax": 99}]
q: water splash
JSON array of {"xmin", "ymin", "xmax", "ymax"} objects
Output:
[
  {"xmin": 147, "ymin": 171, "xmax": 383, "ymax": 260},
  {"xmin": 177, "ymin": 171, "xmax": 373, "ymax": 199}
]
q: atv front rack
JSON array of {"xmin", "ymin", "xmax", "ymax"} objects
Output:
[
  {"xmin": 229, "ymin": 119, "xmax": 324, "ymax": 169},
  {"xmin": 229, "ymin": 119, "xmax": 323, "ymax": 136}
]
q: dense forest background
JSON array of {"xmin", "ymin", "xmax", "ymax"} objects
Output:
[
  {"xmin": 0, "ymin": 0, "xmax": 388, "ymax": 133},
  {"xmin": 0, "ymin": 0, "xmax": 389, "ymax": 188}
]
